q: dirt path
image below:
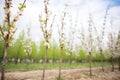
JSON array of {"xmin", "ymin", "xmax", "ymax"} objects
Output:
[{"xmin": 0, "ymin": 67, "xmax": 120, "ymax": 80}]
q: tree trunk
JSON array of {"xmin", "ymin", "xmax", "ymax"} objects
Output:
[
  {"xmin": 42, "ymin": 47, "xmax": 48, "ymax": 80},
  {"xmin": 20, "ymin": 59, "xmax": 22, "ymax": 63},
  {"xmin": 1, "ymin": 45, "xmax": 8, "ymax": 80},
  {"xmin": 26, "ymin": 54, "xmax": 30, "ymax": 70},
  {"xmin": 100, "ymin": 49, "xmax": 104, "ymax": 72},
  {"xmin": 118, "ymin": 56, "xmax": 120, "ymax": 71},
  {"xmin": 69, "ymin": 52, "xmax": 72, "ymax": 66},
  {"xmin": 14, "ymin": 58, "xmax": 19, "ymax": 64},
  {"xmin": 111, "ymin": 56, "xmax": 114, "ymax": 72},
  {"xmin": 58, "ymin": 47, "xmax": 63, "ymax": 79},
  {"xmin": 88, "ymin": 52, "xmax": 92, "ymax": 76}
]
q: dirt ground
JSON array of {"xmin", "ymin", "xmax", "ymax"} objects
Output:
[{"xmin": 0, "ymin": 67, "xmax": 120, "ymax": 80}]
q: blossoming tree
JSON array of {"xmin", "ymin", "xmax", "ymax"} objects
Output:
[
  {"xmin": 22, "ymin": 27, "xmax": 32, "ymax": 66},
  {"xmin": 115, "ymin": 31, "xmax": 120, "ymax": 71},
  {"xmin": 65, "ymin": 15, "xmax": 77, "ymax": 66},
  {"xmin": 39, "ymin": 0, "xmax": 55, "ymax": 80},
  {"xmin": 93, "ymin": 8, "xmax": 108, "ymax": 72},
  {"xmin": 108, "ymin": 20, "xmax": 119, "ymax": 72},
  {"xmin": 0, "ymin": 0, "xmax": 26, "ymax": 80},
  {"xmin": 78, "ymin": 13, "xmax": 94, "ymax": 76},
  {"xmin": 58, "ymin": 5, "xmax": 67, "ymax": 80}
]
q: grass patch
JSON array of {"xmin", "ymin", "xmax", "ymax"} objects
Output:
[{"xmin": 0, "ymin": 62, "xmax": 112, "ymax": 71}]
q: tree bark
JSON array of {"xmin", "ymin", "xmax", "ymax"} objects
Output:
[
  {"xmin": 88, "ymin": 52, "xmax": 92, "ymax": 76},
  {"xmin": 100, "ymin": 49, "xmax": 104, "ymax": 72},
  {"xmin": 42, "ymin": 47, "xmax": 48, "ymax": 80},
  {"xmin": 111, "ymin": 56, "xmax": 114, "ymax": 72},
  {"xmin": 58, "ymin": 47, "xmax": 63, "ymax": 79},
  {"xmin": 1, "ymin": 1, "xmax": 10, "ymax": 79},
  {"xmin": 1, "ymin": 45, "xmax": 8, "ymax": 80},
  {"xmin": 118, "ymin": 56, "xmax": 120, "ymax": 71},
  {"xmin": 69, "ymin": 52, "xmax": 72, "ymax": 66}
]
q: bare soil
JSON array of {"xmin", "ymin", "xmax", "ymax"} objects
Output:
[{"xmin": 0, "ymin": 67, "xmax": 120, "ymax": 80}]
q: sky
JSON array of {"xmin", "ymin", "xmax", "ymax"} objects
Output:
[{"xmin": 0, "ymin": 0, "xmax": 120, "ymax": 45}]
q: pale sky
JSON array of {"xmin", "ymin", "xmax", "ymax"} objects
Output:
[{"xmin": 0, "ymin": 0, "xmax": 120, "ymax": 44}]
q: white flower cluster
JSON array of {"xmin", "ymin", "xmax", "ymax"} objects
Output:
[
  {"xmin": 22, "ymin": 27, "xmax": 32, "ymax": 56},
  {"xmin": 4, "ymin": 0, "xmax": 12, "ymax": 22},
  {"xmin": 0, "ymin": 0, "xmax": 26, "ymax": 47},
  {"xmin": 44, "ymin": 41, "xmax": 50, "ymax": 48},
  {"xmin": 58, "ymin": 6, "xmax": 67, "ymax": 49},
  {"xmin": 108, "ymin": 31, "xmax": 120, "ymax": 58},
  {"xmin": 39, "ymin": 0, "xmax": 55, "ymax": 49},
  {"xmin": 59, "ymin": 34, "xmax": 65, "ymax": 48},
  {"xmin": 65, "ymin": 19, "xmax": 75, "ymax": 55},
  {"xmin": 23, "ymin": 38, "xmax": 32, "ymax": 56},
  {"xmin": 114, "ymin": 31, "xmax": 120, "ymax": 57},
  {"xmin": 86, "ymin": 13, "xmax": 94, "ymax": 55}
]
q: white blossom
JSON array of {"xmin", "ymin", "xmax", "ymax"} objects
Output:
[
  {"xmin": 4, "ymin": 31, "xmax": 8, "ymax": 38},
  {"xmin": 4, "ymin": 8, "xmax": 10, "ymax": 14},
  {"xmin": 44, "ymin": 41, "xmax": 50, "ymax": 48}
]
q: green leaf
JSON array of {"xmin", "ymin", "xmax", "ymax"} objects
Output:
[
  {"xmin": 23, "ymin": 5, "xmax": 26, "ymax": 8},
  {"xmin": 18, "ymin": 3, "xmax": 23, "ymax": 10},
  {"xmin": 18, "ymin": 3, "xmax": 26, "ymax": 10},
  {"xmin": 40, "ymin": 20, "xmax": 46, "ymax": 23}
]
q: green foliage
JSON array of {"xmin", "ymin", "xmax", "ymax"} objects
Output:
[
  {"xmin": 93, "ymin": 51, "xmax": 101, "ymax": 61},
  {"xmin": 30, "ymin": 41, "xmax": 38, "ymax": 59},
  {"xmin": 7, "ymin": 31, "xmax": 26, "ymax": 59},
  {"xmin": 0, "ymin": 31, "xmax": 111, "ymax": 62},
  {"xmin": 8, "ymin": 45, "xmax": 15, "ymax": 58},
  {"xmin": 38, "ymin": 41, "xmax": 61, "ymax": 60},
  {"xmin": 52, "ymin": 45, "xmax": 60, "ymax": 60},
  {"xmin": 0, "ymin": 38, "xmax": 5, "ymax": 58},
  {"xmin": 0, "ymin": 62, "xmax": 112, "ymax": 71},
  {"xmin": 78, "ymin": 49, "xmax": 87, "ymax": 60},
  {"xmin": 38, "ymin": 41, "xmax": 45, "ymax": 59}
]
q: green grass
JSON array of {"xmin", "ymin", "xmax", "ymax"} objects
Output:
[{"xmin": 0, "ymin": 62, "xmax": 112, "ymax": 71}]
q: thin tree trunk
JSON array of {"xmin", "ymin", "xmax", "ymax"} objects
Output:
[
  {"xmin": 76, "ymin": 57, "xmax": 78, "ymax": 64},
  {"xmin": 26, "ymin": 54, "xmax": 30, "ymax": 70},
  {"xmin": 111, "ymin": 56, "xmax": 114, "ymax": 72},
  {"xmin": 42, "ymin": 47, "xmax": 48, "ymax": 80},
  {"xmin": 89, "ymin": 52, "xmax": 92, "ymax": 76},
  {"xmin": 1, "ymin": 1, "xmax": 10, "ymax": 79},
  {"xmin": 118, "ymin": 56, "xmax": 120, "ymax": 71},
  {"xmin": 52, "ymin": 55, "xmax": 55, "ymax": 64},
  {"xmin": 100, "ymin": 49, "xmax": 104, "ymax": 72},
  {"xmin": 58, "ymin": 47, "xmax": 63, "ymax": 79},
  {"xmin": 1, "ymin": 45, "xmax": 8, "ymax": 80},
  {"xmin": 69, "ymin": 52, "xmax": 72, "ymax": 66}
]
